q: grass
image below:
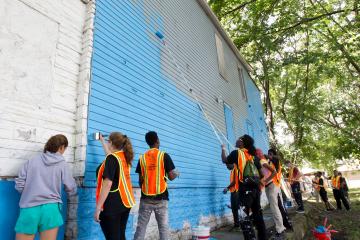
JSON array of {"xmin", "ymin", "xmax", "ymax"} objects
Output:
[{"xmin": 304, "ymin": 188, "xmax": 360, "ymax": 240}]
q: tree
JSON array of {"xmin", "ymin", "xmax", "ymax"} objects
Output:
[{"xmin": 209, "ymin": 0, "xmax": 360, "ymax": 168}]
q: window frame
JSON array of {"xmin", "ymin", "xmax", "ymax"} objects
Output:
[
  {"xmin": 237, "ymin": 66, "xmax": 248, "ymax": 102},
  {"xmin": 215, "ymin": 32, "xmax": 227, "ymax": 80}
]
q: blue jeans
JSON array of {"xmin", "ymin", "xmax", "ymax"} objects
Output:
[{"xmin": 134, "ymin": 199, "xmax": 169, "ymax": 240}]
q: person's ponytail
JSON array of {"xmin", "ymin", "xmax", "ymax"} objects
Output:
[
  {"xmin": 122, "ymin": 136, "xmax": 134, "ymax": 165},
  {"xmin": 108, "ymin": 132, "xmax": 134, "ymax": 165}
]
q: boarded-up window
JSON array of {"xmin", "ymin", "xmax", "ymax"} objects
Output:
[
  {"xmin": 215, "ymin": 33, "xmax": 226, "ymax": 79},
  {"xmin": 238, "ymin": 67, "xmax": 247, "ymax": 101}
]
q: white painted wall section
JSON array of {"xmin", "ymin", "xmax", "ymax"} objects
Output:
[{"xmin": 0, "ymin": 0, "xmax": 87, "ymax": 177}]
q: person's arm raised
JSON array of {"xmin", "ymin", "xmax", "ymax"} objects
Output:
[
  {"xmin": 99, "ymin": 133, "xmax": 111, "ymax": 155},
  {"xmin": 221, "ymin": 144, "xmax": 228, "ymax": 164}
]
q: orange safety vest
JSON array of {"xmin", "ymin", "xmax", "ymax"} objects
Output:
[
  {"xmin": 229, "ymin": 166, "xmax": 239, "ymax": 192},
  {"xmin": 288, "ymin": 166, "xmax": 299, "ymax": 184},
  {"xmin": 331, "ymin": 176, "xmax": 341, "ymax": 189},
  {"xmin": 270, "ymin": 161, "xmax": 282, "ymax": 187},
  {"xmin": 237, "ymin": 148, "xmax": 253, "ymax": 182},
  {"xmin": 140, "ymin": 148, "xmax": 167, "ymax": 196},
  {"xmin": 96, "ymin": 151, "xmax": 135, "ymax": 208}
]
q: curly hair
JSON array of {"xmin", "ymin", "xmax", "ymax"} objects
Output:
[{"xmin": 241, "ymin": 134, "xmax": 256, "ymax": 156}]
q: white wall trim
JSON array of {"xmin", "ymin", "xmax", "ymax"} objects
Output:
[{"xmin": 74, "ymin": 0, "xmax": 95, "ymax": 177}]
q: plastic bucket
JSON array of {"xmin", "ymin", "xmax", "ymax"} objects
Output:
[
  {"xmin": 192, "ymin": 226, "xmax": 210, "ymax": 240},
  {"xmin": 313, "ymin": 231, "xmax": 331, "ymax": 240}
]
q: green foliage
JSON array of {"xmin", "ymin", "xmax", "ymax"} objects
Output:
[{"xmin": 209, "ymin": 0, "xmax": 360, "ymax": 168}]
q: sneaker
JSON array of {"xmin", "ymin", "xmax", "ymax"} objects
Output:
[{"xmin": 296, "ymin": 208, "xmax": 305, "ymax": 213}]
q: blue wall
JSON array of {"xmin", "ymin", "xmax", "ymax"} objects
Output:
[
  {"xmin": 244, "ymin": 75, "xmax": 269, "ymax": 152},
  {"xmin": 0, "ymin": 180, "xmax": 67, "ymax": 240},
  {"xmin": 78, "ymin": 0, "xmax": 268, "ymax": 239},
  {"xmin": 224, "ymin": 103, "xmax": 236, "ymax": 152}
]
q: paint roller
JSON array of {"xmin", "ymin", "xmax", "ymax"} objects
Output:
[
  {"xmin": 155, "ymin": 31, "xmax": 164, "ymax": 40},
  {"xmin": 93, "ymin": 132, "xmax": 109, "ymax": 141}
]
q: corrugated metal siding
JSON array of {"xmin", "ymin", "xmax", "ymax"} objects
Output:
[{"xmin": 78, "ymin": 0, "xmax": 268, "ymax": 238}]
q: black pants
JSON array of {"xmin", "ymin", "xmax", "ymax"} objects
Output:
[
  {"xmin": 100, "ymin": 209, "xmax": 130, "ymax": 240},
  {"xmin": 243, "ymin": 188, "xmax": 267, "ymax": 240},
  {"xmin": 333, "ymin": 189, "xmax": 350, "ymax": 210},
  {"xmin": 291, "ymin": 182, "xmax": 304, "ymax": 211},
  {"xmin": 230, "ymin": 191, "xmax": 240, "ymax": 226},
  {"xmin": 277, "ymin": 194, "xmax": 293, "ymax": 230},
  {"xmin": 319, "ymin": 189, "xmax": 328, "ymax": 202}
]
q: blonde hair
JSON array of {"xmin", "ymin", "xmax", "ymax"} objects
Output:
[{"xmin": 109, "ymin": 132, "xmax": 134, "ymax": 165}]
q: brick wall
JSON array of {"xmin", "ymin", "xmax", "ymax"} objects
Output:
[{"xmin": 0, "ymin": 0, "xmax": 87, "ymax": 177}]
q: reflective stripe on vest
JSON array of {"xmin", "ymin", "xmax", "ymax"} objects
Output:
[
  {"xmin": 140, "ymin": 148, "xmax": 167, "ymax": 196},
  {"xmin": 237, "ymin": 149, "xmax": 253, "ymax": 182},
  {"xmin": 229, "ymin": 166, "xmax": 239, "ymax": 192},
  {"xmin": 270, "ymin": 161, "xmax": 281, "ymax": 187},
  {"xmin": 96, "ymin": 151, "xmax": 135, "ymax": 208},
  {"xmin": 288, "ymin": 166, "xmax": 297, "ymax": 184},
  {"xmin": 332, "ymin": 176, "xmax": 341, "ymax": 189}
]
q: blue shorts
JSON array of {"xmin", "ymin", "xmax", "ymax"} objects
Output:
[{"xmin": 15, "ymin": 203, "xmax": 64, "ymax": 234}]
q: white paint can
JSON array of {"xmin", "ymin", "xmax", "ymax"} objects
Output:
[{"xmin": 192, "ymin": 226, "xmax": 210, "ymax": 240}]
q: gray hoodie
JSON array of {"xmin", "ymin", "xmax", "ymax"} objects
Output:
[{"xmin": 15, "ymin": 151, "xmax": 77, "ymax": 208}]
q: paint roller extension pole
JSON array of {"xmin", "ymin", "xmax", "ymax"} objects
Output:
[{"xmin": 155, "ymin": 31, "xmax": 228, "ymax": 147}]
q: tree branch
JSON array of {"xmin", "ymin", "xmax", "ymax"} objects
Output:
[
  {"xmin": 221, "ymin": 0, "xmax": 256, "ymax": 16},
  {"xmin": 280, "ymin": 78, "xmax": 295, "ymax": 133},
  {"xmin": 313, "ymin": 26, "xmax": 360, "ymax": 75},
  {"xmin": 268, "ymin": 7, "xmax": 359, "ymax": 35}
]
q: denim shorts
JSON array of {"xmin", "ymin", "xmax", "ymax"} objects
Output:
[{"xmin": 15, "ymin": 203, "xmax": 63, "ymax": 234}]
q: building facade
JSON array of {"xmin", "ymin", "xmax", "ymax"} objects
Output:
[{"xmin": 0, "ymin": 0, "xmax": 269, "ymax": 239}]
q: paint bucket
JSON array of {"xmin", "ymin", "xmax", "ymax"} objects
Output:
[
  {"xmin": 192, "ymin": 226, "xmax": 210, "ymax": 240},
  {"xmin": 313, "ymin": 231, "xmax": 331, "ymax": 240}
]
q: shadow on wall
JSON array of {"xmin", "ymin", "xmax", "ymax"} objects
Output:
[{"xmin": 0, "ymin": 180, "xmax": 67, "ymax": 240}]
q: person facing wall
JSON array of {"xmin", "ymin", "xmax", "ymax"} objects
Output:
[
  {"xmin": 223, "ymin": 163, "xmax": 240, "ymax": 228},
  {"xmin": 221, "ymin": 134, "xmax": 267, "ymax": 240},
  {"xmin": 15, "ymin": 134, "xmax": 77, "ymax": 240},
  {"xmin": 95, "ymin": 132, "xmax": 136, "ymax": 240},
  {"xmin": 134, "ymin": 131, "xmax": 178, "ymax": 240}
]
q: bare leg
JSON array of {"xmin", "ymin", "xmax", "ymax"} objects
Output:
[
  {"xmin": 16, "ymin": 234, "xmax": 35, "ymax": 240},
  {"xmin": 40, "ymin": 227, "xmax": 58, "ymax": 240}
]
